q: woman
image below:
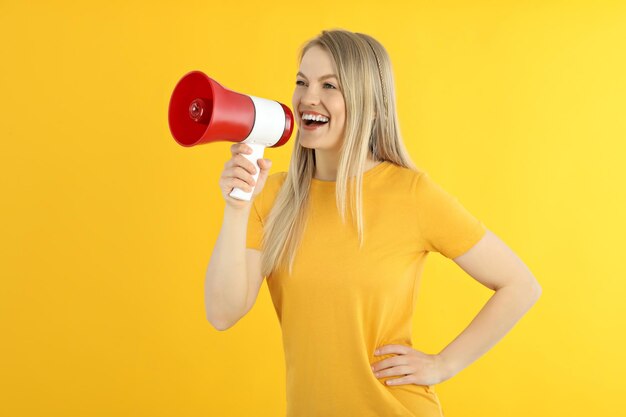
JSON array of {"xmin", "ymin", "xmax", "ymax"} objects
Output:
[{"xmin": 207, "ymin": 28, "xmax": 542, "ymax": 417}]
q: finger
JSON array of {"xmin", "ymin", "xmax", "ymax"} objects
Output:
[
  {"xmin": 374, "ymin": 364, "xmax": 412, "ymax": 379},
  {"xmin": 384, "ymin": 375, "xmax": 412, "ymax": 386},
  {"xmin": 226, "ymin": 177, "xmax": 253, "ymax": 193},
  {"xmin": 231, "ymin": 143, "xmax": 252, "ymax": 157},
  {"xmin": 230, "ymin": 166, "xmax": 256, "ymax": 186},
  {"xmin": 371, "ymin": 356, "xmax": 406, "ymax": 372},
  {"xmin": 235, "ymin": 154, "xmax": 258, "ymax": 175},
  {"xmin": 258, "ymin": 158, "xmax": 272, "ymax": 170},
  {"xmin": 375, "ymin": 344, "xmax": 411, "ymax": 356},
  {"xmin": 230, "ymin": 143, "xmax": 250, "ymax": 156}
]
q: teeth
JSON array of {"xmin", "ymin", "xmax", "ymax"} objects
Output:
[{"xmin": 302, "ymin": 113, "xmax": 329, "ymax": 122}]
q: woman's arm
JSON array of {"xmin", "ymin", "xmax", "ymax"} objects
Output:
[{"xmin": 437, "ymin": 229, "xmax": 542, "ymax": 381}]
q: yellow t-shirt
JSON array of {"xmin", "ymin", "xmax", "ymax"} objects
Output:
[{"xmin": 246, "ymin": 161, "xmax": 487, "ymax": 417}]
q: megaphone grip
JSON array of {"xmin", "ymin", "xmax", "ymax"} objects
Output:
[{"xmin": 229, "ymin": 142, "xmax": 267, "ymax": 201}]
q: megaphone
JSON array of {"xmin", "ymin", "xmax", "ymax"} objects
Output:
[{"xmin": 168, "ymin": 71, "xmax": 294, "ymax": 201}]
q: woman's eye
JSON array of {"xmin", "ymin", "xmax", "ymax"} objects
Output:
[{"xmin": 294, "ymin": 80, "xmax": 337, "ymax": 89}]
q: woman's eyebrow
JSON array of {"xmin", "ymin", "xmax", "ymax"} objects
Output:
[{"xmin": 296, "ymin": 71, "xmax": 338, "ymax": 80}]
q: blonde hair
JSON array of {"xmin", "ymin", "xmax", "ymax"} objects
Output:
[{"xmin": 260, "ymin": 28, "xmax": 420, "ymax": 278}]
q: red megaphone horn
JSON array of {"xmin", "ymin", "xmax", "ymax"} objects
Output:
[{"xmin": 168, "ymin": 71, "xmax": 294, "ymax": 201}]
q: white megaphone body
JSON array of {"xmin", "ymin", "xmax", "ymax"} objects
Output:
[{"xmin": 168, "ymin": 71, "xmax": 294, "ymax": 201}]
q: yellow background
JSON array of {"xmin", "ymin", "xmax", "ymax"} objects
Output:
[{"xmin": 1, "ymin": 0, "xmax": 625, "ymax": 415}]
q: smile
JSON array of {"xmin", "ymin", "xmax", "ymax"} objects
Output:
[{"xmin": 301, "ymin": 120, "xmax": 328, "ymax": 131}]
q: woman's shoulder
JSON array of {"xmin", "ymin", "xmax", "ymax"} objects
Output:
[
  {"xmin": 256, "ymin": 171, "xmax": 288, "ymax": 205},
  {"xmin": 266, "ymin": 171, "xmax": 288, "ymax": 187},
  {"xmin": 379, "ymin": 161, "xmax": 428, "ymax": 187}
]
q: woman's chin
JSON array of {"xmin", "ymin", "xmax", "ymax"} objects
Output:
[{"xmin": 298, "ymin": 130, "xmax": 342, "ymax": 150}]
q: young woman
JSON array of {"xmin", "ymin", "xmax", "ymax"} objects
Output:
[{"xmin": 207, "ymin": 28, "xmax": 542, "ymax": 417}]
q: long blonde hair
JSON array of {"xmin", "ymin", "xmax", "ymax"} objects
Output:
[{"xmin": 260, "ymin": 28, "xmax": 419, "ymax": 278}]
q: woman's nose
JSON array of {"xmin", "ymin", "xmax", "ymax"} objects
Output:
[{"xmin": 301, "ymin": 85, "xmax": 320, "ymax": 105}]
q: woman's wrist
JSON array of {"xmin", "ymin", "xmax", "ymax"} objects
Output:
[{"xmin": 435, "ymin": 354, "xmax": 456, "ymax": 383}]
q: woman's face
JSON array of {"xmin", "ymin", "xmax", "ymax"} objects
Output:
[{"xmin": 292, "ymin": 45, "xmax": 346, "ymax": 153}]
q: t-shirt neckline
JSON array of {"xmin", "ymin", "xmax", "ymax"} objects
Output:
[{"xmin": 310, "ymin": 160, "xmax": 391, "ymax": 186}]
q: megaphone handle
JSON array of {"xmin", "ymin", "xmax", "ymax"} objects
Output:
[{"xmin": 229, "ymin": 142, "xmax": 266, "ymax": 201}]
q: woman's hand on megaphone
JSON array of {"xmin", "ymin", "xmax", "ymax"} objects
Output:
[{"xmin": 220, "ymin": 143, "xmax": 272, "ymax": 209}]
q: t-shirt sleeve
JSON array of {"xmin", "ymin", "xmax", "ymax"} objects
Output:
[
  {"xmin": 415, "ymin": 172, "xmax": 487, "ymax": 259},
  {"xmin": 246, "ymin": 197, "xmax": 264, "ymax": 250}
]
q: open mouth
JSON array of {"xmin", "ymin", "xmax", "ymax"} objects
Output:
[{"xmin": 304, "ymin": 119, "xmax": 329, "ymax": 127}]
